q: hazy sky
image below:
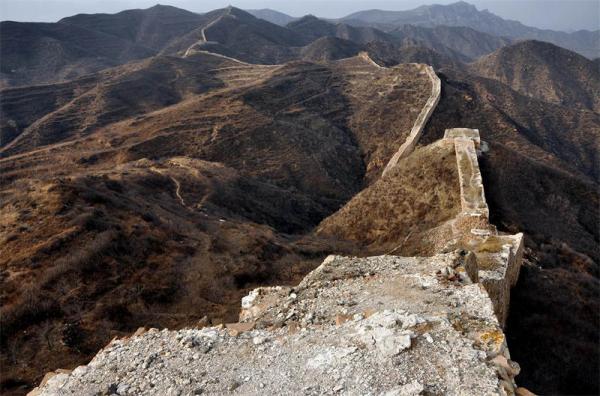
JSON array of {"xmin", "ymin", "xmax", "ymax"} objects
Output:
[{"xmin": 1, "ymin": 0, "xmax": 598, "ymax": 32}]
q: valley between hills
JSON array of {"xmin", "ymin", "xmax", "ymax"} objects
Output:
[{"xmin": 0, "ymin": 2, "xmax": 598, "ymax": 395}]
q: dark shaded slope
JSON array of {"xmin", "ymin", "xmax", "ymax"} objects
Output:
[
  {"xmin": 0, "ymin": 21, "xmax": 154, "ymax": 88},
  {"xmin": 288, "ymin": 15, "xmax": 391, "ymax": 44},
  {"xmin": 390, "ymin": 24, "xmax": 511, "ymax": 60},
  {"xmin": 421, "ymin": 69, "xmax": 599, "ymax": 182},
  {"xmin": 167, "ymin": 7, "xmax": 308, "ymax": 64},
  {"xmin": 418, "ymin": 69, "xmax": 599, "ymax": 395},
  {"xmin": 59, "ymin": 4, "xmax": 206, "ymax": 50},
  {"xmin": 366, "ymin": 41, "xmax": 464, "ymax": 70},
  {"xmin": 300, "ymin": 37, "xmax": 363, "ymax": 62},
  {"xmin": 247, "ymin": 9, "xmax": 297, "ymax": 26},
  {"xmin": 481, "ymin": 144, "xmax": 599, "ymax": 395}
]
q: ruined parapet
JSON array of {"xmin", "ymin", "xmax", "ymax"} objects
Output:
[
  {"xmin": 32, "ymin": 253, "xmax": 521, "ymax": 396},
  {"xmin": 444, "ymin": 128, "xmax": 481, "ymax": 148},
  {"xmin": 473, "ymin": 234, "xmax": 524, "ymax": 325},
  {"xmin": 382, "ymin": 65, "xmax": 441, "ymax": 176}
]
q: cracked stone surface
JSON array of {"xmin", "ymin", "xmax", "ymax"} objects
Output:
[{"xmin": 32, "ymin": 253, "xmax": 520, "ymax": 396}]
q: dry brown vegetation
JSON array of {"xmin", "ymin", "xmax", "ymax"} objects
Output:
[
  {"xmin": 0, "ymin": 54, "xmax": 432, "ymax": 394},
  {"xmin": 317, "ymin": 141, "xmax": 461, "ymax": 255},
  {"xmin": 470, "ymin": 40, "xmax": 600, "ymax": 113}
]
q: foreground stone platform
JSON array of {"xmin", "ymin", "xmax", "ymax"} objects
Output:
[{"xmin": 32, "ymin": 253, "xmax": 520, "ymax": 396}]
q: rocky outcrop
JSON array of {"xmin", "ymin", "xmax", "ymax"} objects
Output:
[{"xmin": 32, "ymin": 253, "xmax": 521, "ymax": 396}]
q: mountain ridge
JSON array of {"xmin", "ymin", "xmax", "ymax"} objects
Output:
[{"xmin": 340, "ymin": 1, "xmax": 599, "ymax": 58}]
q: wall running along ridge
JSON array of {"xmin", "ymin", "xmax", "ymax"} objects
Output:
[
  {"xmin": 30, "ymin": 77, "xmax": 528, "ymax": 396},
  {"xmin": 382, "ymin": 64, "xmax": 441, "ymax": 177}
]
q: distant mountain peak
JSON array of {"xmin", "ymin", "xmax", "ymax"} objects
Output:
[
  {"xmin": 340, "ymin": 1, "xmax": 599, "ymax": 58},
  {"xmin": 448, "ymin": 1, "xmax": 477, "ymax": 9},
  {"xmin": 300, "ymin": 14, "xmax": 319, "ymax": 20},
  {"xmin": 222, "ymin": 5, "xmax": 255, "ymax": 20}
]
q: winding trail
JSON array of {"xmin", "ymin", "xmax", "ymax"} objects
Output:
[{"xmin": 150, "ymin": 166, "xmax": 187, "ymax": 208}]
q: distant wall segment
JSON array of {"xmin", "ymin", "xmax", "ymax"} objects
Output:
[{"xmin": 382, "ymin": 64, "xmax": 441, "ymax": 177}]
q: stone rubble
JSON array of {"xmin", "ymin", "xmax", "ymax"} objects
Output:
[{"xmin": 32, "ymin": 253, "xmax": 521, "ymax": 396}]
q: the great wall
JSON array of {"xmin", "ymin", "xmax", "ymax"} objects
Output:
[{"xmin": 30, "ymin": 63, "xmax": 527, "ymax": 395}]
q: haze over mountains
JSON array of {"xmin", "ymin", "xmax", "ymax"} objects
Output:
[
  {"xmin": 0, "ymin": 2, "xmax": 598, "ymax": 396},
  {"xmin": 251, "ymin": 1, "xmax": 599, "ymax": 58}
]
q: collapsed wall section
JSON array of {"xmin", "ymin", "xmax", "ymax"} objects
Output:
[{"xmin": 32, "ymin": 253, "xmax": 521, "ymax": 396}]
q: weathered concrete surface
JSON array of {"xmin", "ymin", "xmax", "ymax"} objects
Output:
[
  {"xmin": 382, "ymin": 65, "xmax": 441, "ymax": 177},
  {"xmin": 31, "ymin": 253, "xmax": 521, "ymax": 396}
]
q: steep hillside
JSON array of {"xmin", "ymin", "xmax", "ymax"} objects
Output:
[
  {"xmin": 417, "ymin": 69, "xmax": 599, "ymax": 395},
  {"xmin": 470, "ymin": 40, "xmax": 600, "ymax": 112},
  {"xmin": 390, "ymin": 25, "xmax": 511, "ymax": 60},
  {"xmin": 247, "ymin": 9, "xmax": 297, "ymax": 26},
  {"xmin": 421, "ymin": 69, "xmax": 600, "ymax": 183},
  {"xmin": 0, "ymin": 21, "xmax": 155, "ymax": 88},
  {"xmin": 165, "ymin": 7, "xmax": 308, "ymax": 63},
  {"xmin": 366, "ymin": 41, "xmax": 464, "ymax": 70},
  {"xmin": 317, "ymin": 141, "xmax": 461, "ymax": 255},
  {"xmin": 287, "ymin": 15, "xmax": 493, "ymax": 62},
  {"xmin": 342, "ymin": 1, "xmax": 600, "ymax": 59},
  {"xmin": 0, "ymin": 54, "xmax": 233, "ymax": 154},
  {"xmin": 299, "ymin": 37, "xmax": 363, "ymax": 62},
  {"xmin": 288, "ymin": 15, "xmax": 391, "ymax": 44},
  {"xmin": 58, "ymin": 5, "xmax": 206, "ymax": 50}
]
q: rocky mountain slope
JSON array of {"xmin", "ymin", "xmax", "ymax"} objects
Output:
[
  {"xmin": 0, "ymin": 54, "xmax": 434, "ymax": 394},
  {"xmin": 58, "ymin": 5, "xmax": 207, "ymax": 50},
  {"xmin": 287, "ymin": 15, "xmax": 392, "ymax": 44},
  {"xmin": 389, "ymin": 24, "xmax": 511, "ymax": 61},
  {"xmin": 247, "ymin": 9, "xmax": 297, "ymax": 26},
  {"xmin": 0, "ymin": 21, "xmax": 154, "ymax": 88},
  {"xmin": 0, "ymin": 5, "xmax": 507, "ymax": 88},
  {"xmin": 470, "ymin": 40, "xmax": 600, "ymax": 112}
]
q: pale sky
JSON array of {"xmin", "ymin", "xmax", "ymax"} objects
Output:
[{"xmin": 0, "ymin": 0, "xmax": 598, "ymax": 32}]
